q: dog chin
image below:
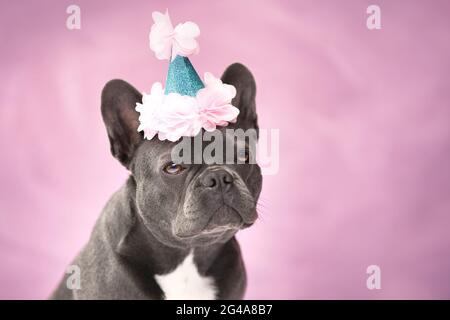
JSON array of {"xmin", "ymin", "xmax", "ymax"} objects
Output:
[
  {"xmin": 171, "ymin": 204, "xmax": 258, "ymax": 246},
  {"xmin": 176, "ymin": 205, "xmax": 241, "ymax": 233},
  {"xmin": 175, "ymin": 228, "xmax": 240, "ymax": 247},
  {"xmin": 174, "ymin": 224, "xmax": 241, "ymax": 240}
]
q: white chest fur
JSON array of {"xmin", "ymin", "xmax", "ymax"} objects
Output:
[{"xmin": 154, "ymin": 251, "xmax": 217, "ymax": 300}]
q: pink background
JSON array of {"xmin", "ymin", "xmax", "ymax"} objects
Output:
[{"xmin": 1, "ymin": 0, "xmax": 450, "ymax": 299}]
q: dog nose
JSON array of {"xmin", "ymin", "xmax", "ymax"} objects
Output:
[{"xmin": 201, "ymin": 170, "xmax": 234, "ymax": 188}]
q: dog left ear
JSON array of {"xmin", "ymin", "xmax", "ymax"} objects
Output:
[
  {"xmin": 221, "ymin": 63, "xmax": 258, "ymax": 132},
  {"xmin": 101, "ymin": 79, "xmax": 143, "ymax": 168}
]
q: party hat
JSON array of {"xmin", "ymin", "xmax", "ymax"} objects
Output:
[
  {"xmin": 135, "ymin": 10, "xmax": 239, "ymax": 142},
  {"xmin": 165, "ymin": 55, "xmax": 204, "ymax": 97}
]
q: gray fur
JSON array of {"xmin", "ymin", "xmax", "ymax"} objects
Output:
[{"xmin": 50, "ymin": 63, "xmax": 262, "ymax": 300}]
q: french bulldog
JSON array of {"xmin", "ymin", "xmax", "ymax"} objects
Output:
[{"xmin": 50, "ymin": 63, "xmax": 262, "ymax": 299}]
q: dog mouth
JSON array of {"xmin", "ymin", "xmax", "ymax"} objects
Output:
[{"xmin": 174, "ymin": 205, "xmax": 253, "ymax": 240}]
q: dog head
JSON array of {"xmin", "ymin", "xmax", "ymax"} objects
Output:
[{"xmin": 101, "ymin": 63, "xmax": 262, "ymax": 248}]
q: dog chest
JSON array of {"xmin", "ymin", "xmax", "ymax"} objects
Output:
[{"xmin": 154, "ymin": 251, "xmax": 217, "ymax": 300}]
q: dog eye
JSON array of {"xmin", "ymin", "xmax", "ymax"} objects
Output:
[{"xmin": 163, "ymin": 162, "xmax": 185, "ymax": 175}]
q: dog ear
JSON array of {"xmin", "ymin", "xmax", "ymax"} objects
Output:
[
  {"xmin": 101, "ymin": 79, "xmax": 143, "ymax": 168},
  {"xmin": 221, "ymin": 63, "xmax": 258, "ymax": 132}
]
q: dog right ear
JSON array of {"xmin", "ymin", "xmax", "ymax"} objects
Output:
[
  {"xmin": 101, "ymin": 79, "xmax": 143, "ymax": 168},
  {"xmin": 221, "ymin": 63, "xmax": 258, "ymax": 133}
]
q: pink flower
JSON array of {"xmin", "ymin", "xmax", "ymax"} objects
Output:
[
  {"xmin": 197, "ymin": 72, "xmax": 239, "ymax": 131},
  {"xmin": 136, "ymin": 73, "xmax": 239, "ymax": 142},
  {"xmin": 149, "ymin": 10, "xmax": 200, "ymax": 61}
]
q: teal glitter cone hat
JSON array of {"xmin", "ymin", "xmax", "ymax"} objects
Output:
[
  {"xmin": 165, "ymin": 55, "xmax": 204, "ymax": 97},
  {"xmin": 135, "ymin": 10, "xmax": 239, "ymax": 142}
]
